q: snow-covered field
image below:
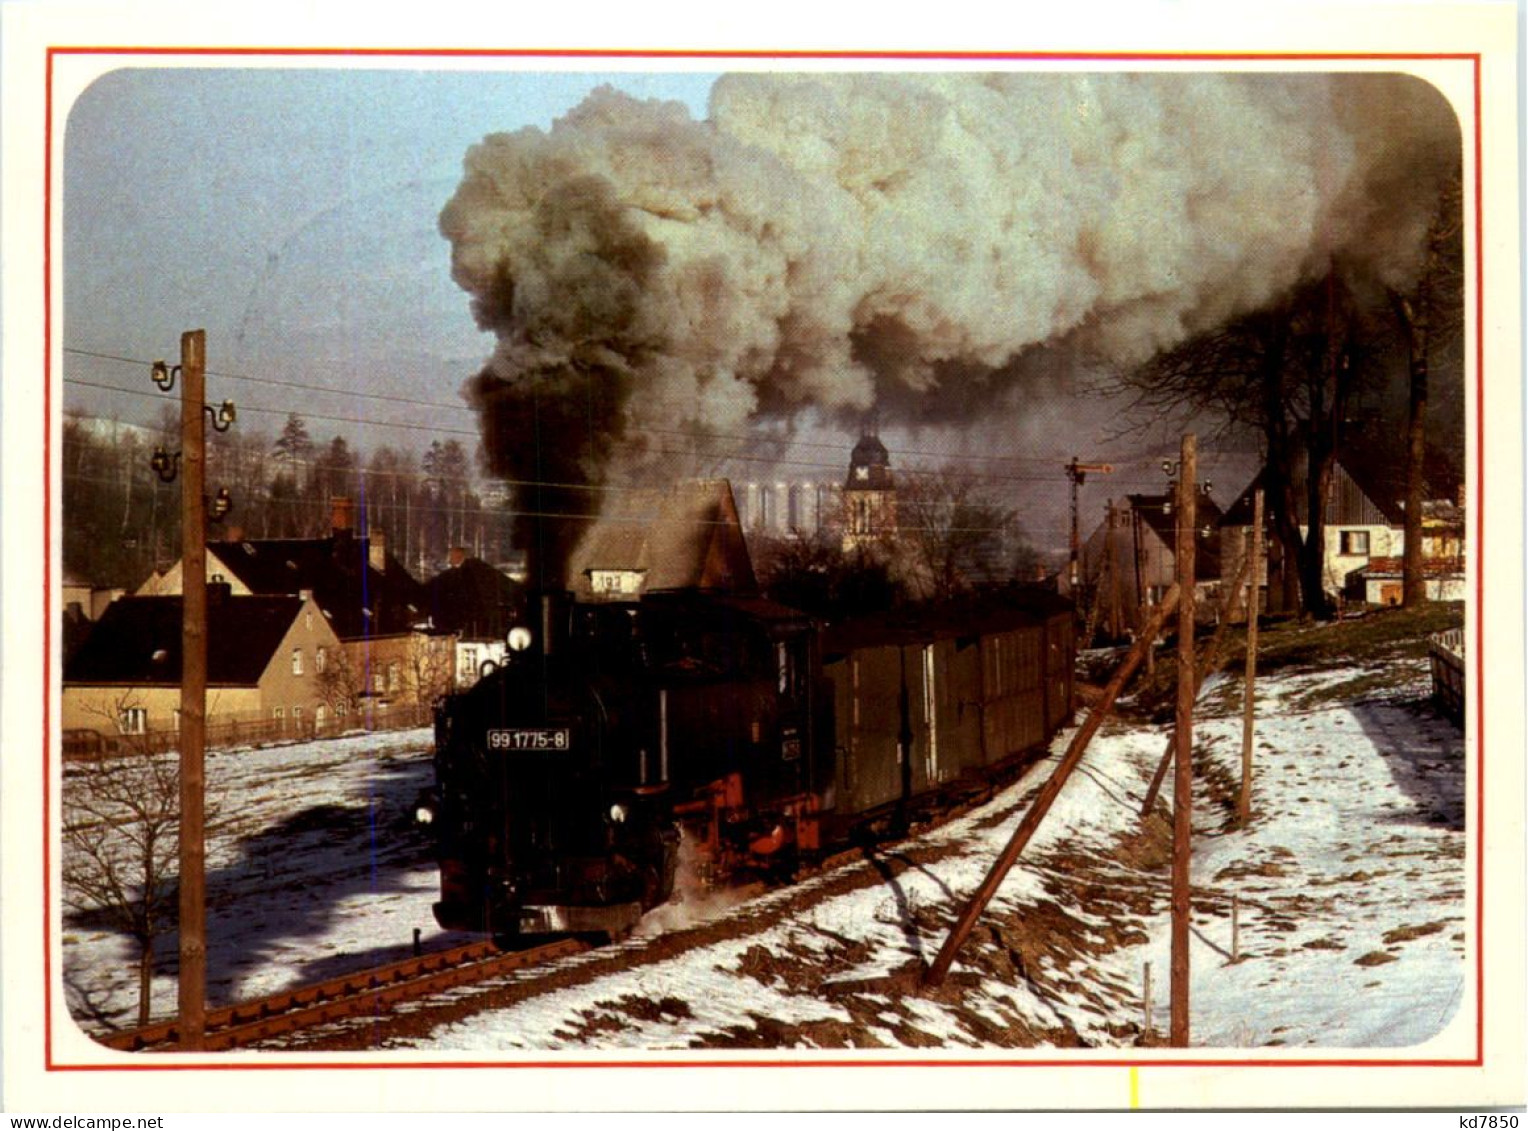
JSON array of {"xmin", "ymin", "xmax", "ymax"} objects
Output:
[{"xmin": 61, "ymin": 636, "xmax": 1467, "ymax": 1051}]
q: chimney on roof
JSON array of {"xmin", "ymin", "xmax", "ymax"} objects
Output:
[
  {"xmin": 369, "ymin": 530, "xmax": 386, "ymax": 573},
  {"xmin": 332, "ymin": 496, "xmax": 354, "ymax": 535},
  {"xmin": 449, "ymin": 546, "xmax": 468, "ymax": 568}
]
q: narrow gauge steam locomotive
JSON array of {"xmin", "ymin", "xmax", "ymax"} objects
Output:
[{"xmin": 417, "ymin": 588, "xmax": 1074, "ymax": 945}]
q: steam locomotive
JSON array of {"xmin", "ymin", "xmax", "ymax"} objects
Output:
[{"xmin": 416, "ymin": 587, "xmax": 1074, "ymax": 945}]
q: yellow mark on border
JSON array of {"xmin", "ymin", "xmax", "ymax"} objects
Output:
[{"xmin": 1130, "ymin": 1066, "xmax": 1140, "ymax": 1109}]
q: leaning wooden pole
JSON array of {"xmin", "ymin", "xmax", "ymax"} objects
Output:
[
  {"xmin": 1139, "ymin": 541, "xmax": 1255, "ymax": 818},
  {"xmin": 922, "ymin": 582, "xmax": 1181, "ymax": 988},
  {"xmin": 1170, "ymin": 434, "xmax": 1197, "ymax": 1048},
  {"xmin": 1238, "ymin": 489, "xmax": 1264, "ymax": 826}
]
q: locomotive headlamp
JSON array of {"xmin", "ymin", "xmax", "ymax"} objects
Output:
[
  {"xmin": 414, "ymin": 803, "xmax": 435, "ymax": 826},
  {"xmin": 507, "ymin": 625, "xmax": 534, "ymax": 653},
  {"xmin": 608, "ymin": 803, "xmax": 629, "ymax": 825}
]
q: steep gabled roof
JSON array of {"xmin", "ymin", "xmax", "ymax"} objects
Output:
[
  {"xmin": 206, "ymin": 534, "xmax": 425, "ymax": 639},
  {"xmin": 567, "ymin": 480, "xmax": 757, "ymax": 597},
  {"xmin": 64, "ymin": 594, "xmax": 306, "ymax": 686},
  {"xmin": 1111, "ymin": 493, "xmax": 1223, "ymax": 582},
  {"xmin": 1219, "ymin": 454, "xmax": 1405, "ymax": 528}
]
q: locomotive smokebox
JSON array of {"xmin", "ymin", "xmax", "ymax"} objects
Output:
[{"xmin": 539, "ymin": 590, "xmax": 573, "ymax": 656}]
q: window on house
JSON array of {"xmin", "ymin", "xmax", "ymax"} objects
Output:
[
  {"xmin": 316, "ymin": 646, "xmax": 327, "ymax": 674},
  {"xmin": 119, "ymin": 707, "xmax": 147, "ymax": 735},
  {"xmin": 293, "ymin": 706, "xmax": 303, "ymax": 720},
  {"xmin": 273, "ymin": 707, "xmax": 285, "ymax": 720},
  {"xmin": 388, "ymin": 662, "xmax": 400, "ymax": 692},
  {"xmin": 1340, "ymin": 530, "xmax": 1371, "ymax": 556},
  {"xmin": 291, "ymin": 648, "xmax": 303, "ymax": 675},
  {"xmin": 460, "ymin": 646, "xmax": 478, "ymax": 681}
]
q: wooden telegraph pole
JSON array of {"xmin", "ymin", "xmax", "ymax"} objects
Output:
[
  {"xmin": 178, "ymin": 330, "xmax": 208, "ymax": 1050},
  {"xmin": 1238, "ymin": 489, "xmax": 1264, "ymax": 825},
  {"xmin": 1170, "ymin": 433, "xmax": 1197, "ymax": 1048},
  {"xmin": 924, "ymin": 584, "xmax": 1181, "ymax": 988}
]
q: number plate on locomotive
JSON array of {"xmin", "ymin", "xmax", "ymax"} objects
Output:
[{"xmin": 486, "ymin": 728, "xmax": 571, "ymax": 751}]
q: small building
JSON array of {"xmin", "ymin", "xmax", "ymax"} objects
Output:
[
  {"xmin": 62, "ymin": 587, "xmax": 344, "ymax": 750},
  {"xmin": 567, "ymin": 480, "xmax": 757, "ymax": 601}
]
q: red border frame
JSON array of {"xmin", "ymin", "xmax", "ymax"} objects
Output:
[{"xmin": 43, "ymin": 47, "xmax": 1488, "ymax": 1074}]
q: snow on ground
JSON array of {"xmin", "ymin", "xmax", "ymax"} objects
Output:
[
  {"xmin": 61, "ymin": 634, "xmax": 1466, "ymax": 1050},
  {"xmin": 61, "ymin": 727, "xmax": 471, "ymax": 1031}
]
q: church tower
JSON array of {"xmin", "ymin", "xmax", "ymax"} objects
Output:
[{"xmin": 842, "ymin": 431, "xmax": 897, "ymax": 553}]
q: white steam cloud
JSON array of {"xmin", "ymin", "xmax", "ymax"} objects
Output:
[{"xmin": 439, "ymin": 72, "xmax": 1459, "ymax": 579}]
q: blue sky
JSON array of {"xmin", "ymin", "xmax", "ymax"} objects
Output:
[{"xmin": 62, "ymin": 67, "xmax": 719, "ymax": 447}]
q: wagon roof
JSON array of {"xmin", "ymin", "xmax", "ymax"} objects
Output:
[{"xmin": 821, "ymin": 588, "xmax": 1071, "ymax": 651}]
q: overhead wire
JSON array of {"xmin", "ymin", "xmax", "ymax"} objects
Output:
[{"xmin": 63, "ymin": 346, "xmax": 1171, "ymax": 479}]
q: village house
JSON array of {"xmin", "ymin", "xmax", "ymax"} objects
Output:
[
  {"xmin": 1342, "ymin": 491, "xmax": 1468, "ymax": 605},
  {"xmin": 1077, "ymin": 491, "xmax": 1224, "ymax": 635},
  {"xmin": 62, "ymin": 587, "xmax": 344, "ymax": 753},
  {"xmin": 422, "ymin": 548, "xmax": 525, "ymax": 689},
  {"xmin": 566, "ymin": 479, "xmax": 757, "ymax": 602},
  {"xmin": 142, "ymin": 498, "xmax": 452, "ymax": 726}
]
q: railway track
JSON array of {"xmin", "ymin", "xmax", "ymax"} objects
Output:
[
  {"xmin": 95, "ymin": 761, "xmax": 1038, "ymax": 1053},
  {"xmin": 98, "ymin": 936, "xmax": 588, "ymax": 1052}
]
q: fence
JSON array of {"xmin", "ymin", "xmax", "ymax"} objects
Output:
[
  {"xmin": 62, "ymin": 700, "xmax": 436, "ymax": 762},
  {"xmin": 1428, "ymin": 628, "xmax": 1465, "ymax": 725}
]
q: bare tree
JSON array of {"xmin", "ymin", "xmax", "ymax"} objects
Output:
[
  {"xmin": 1125, "ymin": 271, "xmax": 1382, "ymax": 620},
  {"xmin": 314, "ymin": 646, "xmax": 363, "ymax": 723},
  {"xmin": 1388, "ymin": 172, "xmax": 1464, "ymax": 605},
  {"xmin": 62, "ymin": 697, "xmax": 181, "ymax": 1028},
  {"xmin": 404, "ymin": 633, "xmax": 457, "ymax": 709},
  {"xmin": 752, "ymin": 527, "xmax": 900, "ymax": 618}
]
